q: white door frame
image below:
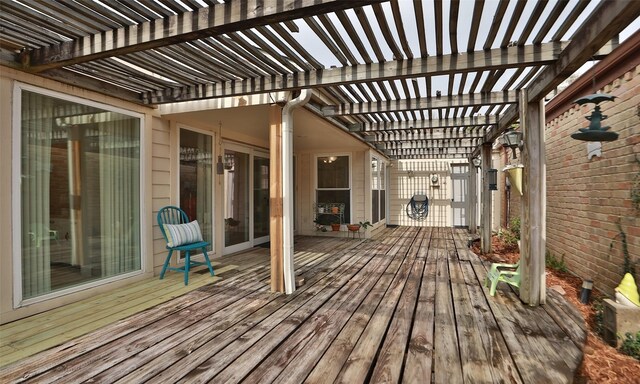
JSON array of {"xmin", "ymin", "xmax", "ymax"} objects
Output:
[
  {"xmin": 223, "ymin": 142, "xmax": 270, "ymax": 255},
  {"xmin": 451, "ymin": 164, "xmax": 469, "ymax": 227}
]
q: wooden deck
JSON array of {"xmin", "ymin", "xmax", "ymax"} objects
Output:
[{"xmin": 0, "ymin": 227, "xmax": 586, "ymax": 383}]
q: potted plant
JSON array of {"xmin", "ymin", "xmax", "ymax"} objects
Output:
[
  {"xmin": 330, "ymin": 217, "xmax": 341, "ymax": 231},
  {"xmin": 347, "ymin": 223, "xmax": 361, "ymax": 232},
  {"xmin": 347, "ymin": 220, "xmax": 371, "ymax": 233},
  {"xmin": 359, "ymin": 220, "xmax": 372, "ymax": 231}
]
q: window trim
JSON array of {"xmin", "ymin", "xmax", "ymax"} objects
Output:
[
  {"xmin": 314, "ymin": 153, "xmax": 352, "ymax": 222},
  {"xmin": 371, "ymin": 155, "xmax": 387, "ymax": 224},
  {"xmin": 177, "ymin": 124, "xmax": 216, "ymax": 261},
  {"xmin": 12, "ymin": 82, "xmax": 147, "ymax": 308},
  {"xmin": 222, "ymin": 141, "xmax": 270, "ymax": 255}
]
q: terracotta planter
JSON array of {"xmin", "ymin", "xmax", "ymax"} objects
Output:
[
  {"xmin": 331, "ymin": 206, "xmax": 339, "ymax": 214},
  {"xmin": 347, "ymin": 224, "xmax": 361, "ymax": 232},
  {"xmin": 331, "ymin": 223, "xmax": 341, "ymax": 231}
]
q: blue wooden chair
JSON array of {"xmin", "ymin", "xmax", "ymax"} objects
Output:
[{"xmin": 157, "ymin": 206, "xmax": 214, "ymax": 285}]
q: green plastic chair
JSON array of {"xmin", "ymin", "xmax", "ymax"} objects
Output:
[
  {"xmin": 485, "ymin": 261, "xmax": 521, "ymax": 296},
  {"xmin": 157, "ymin": 206, "xmax": 214, "ymax": 285}
]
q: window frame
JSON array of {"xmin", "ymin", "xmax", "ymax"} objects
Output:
[
  {"xmin": 177, "ymin": 124, "xmax": 216, "ymax": 260},
  {"xmin": 371, "ymin": 155, "xmax": 387, "ymax": 224},
  {"xmin": 314, "ymin": 153, "xmax": 352, "ymax": 223},
  {"xmin": 12, "ymin": 82, "xmax": 147, "ymax": 308}
]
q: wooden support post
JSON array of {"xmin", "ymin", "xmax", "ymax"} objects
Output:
[
  {"xmin": 468, "ymin": 158, "xmax": 478, "ymax": 234},
  {"xmin": 520, "ymin": 89, "xmax": 546, "ymax": 306},
  {"xmin": 269, "ymin": 105, "xmax": 284, "ymax": 293},
  {"xmin": 481, "ymin": 144, "xmax": 492, "ymax": 254}
]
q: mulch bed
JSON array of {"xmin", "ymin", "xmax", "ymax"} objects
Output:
[{"xmin": 472, "ymin": 236, "xmax": 640, "ymax": 384}]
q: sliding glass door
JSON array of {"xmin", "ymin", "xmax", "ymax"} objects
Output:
[
  {"xmin": 16, "ymin": 87, "xmax": 142, "ymax": 304},
  {"xmin": 224, "ymin": 148, "xmax": 250, "ymax": 252},
  {"xmin": 179, "ymin": 128, "xmax": 213, "ymax": 256},
  {"xmin": 253, "ymin": 155, "xmax": 270, "ymax": 243},
  {"xmin": 223, "ymin": 145, "xmax": 269, "ymax": 254}
]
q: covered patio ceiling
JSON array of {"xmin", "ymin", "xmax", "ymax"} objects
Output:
[{"xmin": 1, "ymin": 0, "xmax": 639, "ymax": 159}]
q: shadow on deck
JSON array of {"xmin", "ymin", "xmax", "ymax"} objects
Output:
[{"xmin": 0, "ymin": 227, "xmax": 586, "ymax": 383}]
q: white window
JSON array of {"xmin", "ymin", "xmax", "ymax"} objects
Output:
[
  {"xmin": 316, "ymin": 155, "xmax": 351, "ymax": 223},
  {"xmin": 371, "ymin": 157, "xmax": 386, "ymax": 224}
]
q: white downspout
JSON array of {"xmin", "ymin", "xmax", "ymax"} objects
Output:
[{"xmin": 282, "ymin": 89, "xmax": 311, "ymax": 294}]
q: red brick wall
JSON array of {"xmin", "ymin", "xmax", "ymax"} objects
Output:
[{"xmin": 546, "ymin": 64, "xmax": 640, "ymax": 296}]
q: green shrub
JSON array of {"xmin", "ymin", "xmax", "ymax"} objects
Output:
[
  {"xmin": 545, "ymin": 250, "xmax": 568, "ymax": 273},
  {"xmin": 501, "ymin": 230, "xmax": 519, "ymax": 246},
  {"xmin": 593, "ymin": 300, "xmax": 605, "ymax": 337},
  {"xmin": 619, "ymin": 332, "xmax": 640, "ymax": 360},
  {"xmin": 509, "ymin": 216, "xmax": 521, "ymax": 240}
]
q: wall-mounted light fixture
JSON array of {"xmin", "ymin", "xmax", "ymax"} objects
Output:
[
  {"xmin": 488, "ymin": 168, "xmax": 498, "ymax": 191},
  {"xmin": 580, "ymin": 279, "xmax": 593, "ymax": 304},
  {"xmin": 216, "ymin": 155, "xmax": 224, "ymax": 174},
  {"xmin": 471, "ymin": 157, "xmax": 481, "ymax": 168},
  {"xmin": 571, "ymin": 94, "xmax": 618, "ymax": 142},
  {"xmin": 502, "ymin": 130, "xmax": 523, "ymax": 159}
]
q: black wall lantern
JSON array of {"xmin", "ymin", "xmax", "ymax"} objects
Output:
[
  {"xmin": 488, "ymin": 168, "xmax": 498, "ymax": 191},
  {"xmin": 502, "ymin": 130, "xmax": 523, "ymax": 159},
  {"xmin": 571, "ymin": 94, "xmax": 618, "ymax": 142},
  {"xmin": 471, "ymin": 157, "xmax": 481, "ymax": 168}
]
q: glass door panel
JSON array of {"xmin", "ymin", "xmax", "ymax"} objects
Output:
[
  {"xmin": 253, "ymin": 155, "xmax": 270, "ymax": 243},
  {"xmin": 224, "ymin": 149, "xmax": 250, "ymax": 250},
  {"xmin": 19, "ymin": 89, "xmax": 141, "ymax": 302},
  {"xmin": 179, "ymin": 129, "xmax": 213, "ymax": 254}
]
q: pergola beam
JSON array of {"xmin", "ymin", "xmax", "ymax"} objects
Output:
[
  {"xmin": 377, "ymin": 138, "xmax": 482, "ymax": 149},
  {"xmin": 19, "ymin": 0, "xmax": 384, "ymax": 72},
  {"xmin": 368, "ymin": 130, "xmax": 485, "ymax": 142},
  {"xmin": 144, "ymin": 42, "xmax": 567, "ymax": 104},
  {"xmin": 359, "ymin": 115, "xmax": 498, "ymax": 131},
  {"xmin": 327, "ymin": 91, "xmax": 517, "ymax": 116},
  {"xmin": 386, "ymin": 147, "xmax": 476, "ymax": 155}
]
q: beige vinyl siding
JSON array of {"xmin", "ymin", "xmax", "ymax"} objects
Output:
[
  {"xmin": 296, "ymin": 152, "xmax": 314, "ymax": 235},
  {"xmin": 351, "ymin": 150, "xmax": 367, "ymax": 225},
  {"xmin": 296, "ymin": 150, "xmax": 375, "ymax": 236},
  {"xmin": 151, "ymin": 117, "xmax": 173, "ymax": 274},
  {"xmin": 388, "ymin": 159, "xmax": 458, "ymax": 227},
  {"xmin": 0, "ymin": 66, "xmax": 157, "ymax": 324}
]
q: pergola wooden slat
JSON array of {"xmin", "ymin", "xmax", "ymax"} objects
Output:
[
  {"xmin": 19, "ymin": 0, "xmax": 385, "ymax": 72},
  {"xmin": 143, "ymin": 42, "xmax": 567, "ymax": 103},
  {"xmin": 327, "ymin": 91, "xmax": 518, "ymax": 116}
]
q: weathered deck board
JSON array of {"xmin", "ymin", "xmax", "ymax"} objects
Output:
[
  {"xmin": 449, "ymin": 256, "xmax": 494, "ymax": 383},
  {"xmin": 459, "ymin": 260, "xmax": 523, "ymax": 383},
  {"xmin": 402, "ymin": 229, "xmax": 436, "ymax": 384},
  {"xmin": 432, "ymin": 234, "xmax": 464, "ymax": 383},
  {"xmin": 0, "ymin": 227, "xmax": 586, "ymax": 384}
]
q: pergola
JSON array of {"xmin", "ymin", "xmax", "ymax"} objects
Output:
[{"xmin": 2, "ymin": 0, "xmax": 639, "ymax": 305}]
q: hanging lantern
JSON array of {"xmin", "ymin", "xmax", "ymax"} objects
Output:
[
  {"xmin": 488, "ymin": 168, "xmax": 498, "ymax": 191},
  {"xmin": 502, "ymin": 130, "xmax": 523, "ymax": 159},
  {"xmin": 571, "ymin": 94, "xmax": 618, "ymax": 142}
]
